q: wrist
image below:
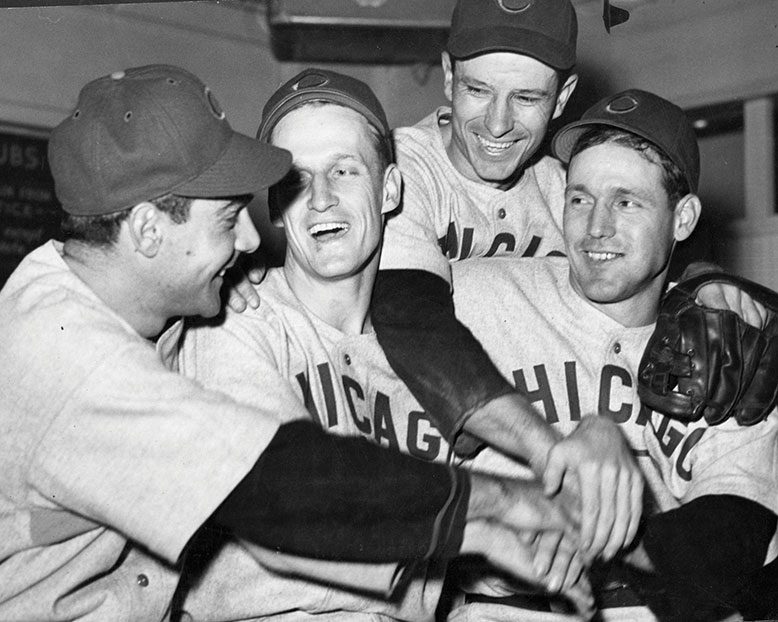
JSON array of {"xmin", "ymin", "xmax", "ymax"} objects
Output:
[
  {"xmin": 465, "ymin": 472, "xmax": 507, "ymax": 523},
  {"xmin": 465, "ymin": 392, "xmax": 558, "ymax": 472}
]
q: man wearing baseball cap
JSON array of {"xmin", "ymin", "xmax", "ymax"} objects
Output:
[
  {"xmin": 175, "ymin": 67, "xmax": 593, "ymax": 621},
  {"xmin": 368, "ymin": 0, "xmax": 649, "ymax": 565},
  {"xmin": 447, "ymin": 88, "xmax": 778, "ymax": 620},
  {"xmin": 0, "ymin": 65, "xmax": 596, "ymax": 622}
]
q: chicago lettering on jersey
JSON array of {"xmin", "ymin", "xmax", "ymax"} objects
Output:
[
  {"xmin": 511, "ymin": 361, "xmax": 651, "ymax": 428},
  {"xmin": 295, "ymin": 364, "xmax": 447, "ymax": 462},
  {"xmin": 648, "ymin": 414, "xmax": 706, "ymax": 482},
  {"xmin": 510, "ymin": 360, "xmax": 705, "ymax": 480},
  {"xmin": 437, "ymin": 223, "xmax": 566, "ymax": 260}
]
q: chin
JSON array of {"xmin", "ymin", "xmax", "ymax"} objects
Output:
[
  {"xmin": 197, "ymin": 294, "xmax": 223, "ymax": 318},
  {"xmin": 472, "ymin": 162, "xmax": 521, "ymax": 186},
  {"xmin": 576, "ymin": 279, "xmax": 622, "ymax": 304}
]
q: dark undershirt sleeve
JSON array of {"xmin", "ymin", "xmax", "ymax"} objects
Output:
[
  {"xmin": 211, "ymin": 419, "xmax": 470, "ymax": 562},
  {"xmin": 372, "ymin": 269, "xmax": 515, "ymax": 456},
  {"xmin": 639, "ymin": 494, "xmax": 776, "ymax": 621}
]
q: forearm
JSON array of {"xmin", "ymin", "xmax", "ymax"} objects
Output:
[
  {"xmin": 212, "ymin": 420, "xmax": 470, "ymax": 562},
  {"xmin": 465, "ymin": 392, "xmax": 560, "ymax": 473},
  {"xmin": 372, "ymin": 269, "xmax": 516, "ymax": 455},
  {"xmin": 625, "ymin": 495, "xmax": 776, "ymax": 620}
]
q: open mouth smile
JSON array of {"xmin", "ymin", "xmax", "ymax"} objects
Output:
[
  {"xmin": 474, "ymin": 134, "xmax": 517, "ymax": 156},
  {"xmin": 583, "ymin": 251, "xmax": 622, "ymax": 262},
  {"xmin": 309, "ymin": 222, "xmax": 350, "ymax": 242},
  {"xmin": 216, "ymin": 254, "xmax": 240, "ymax": 279}
]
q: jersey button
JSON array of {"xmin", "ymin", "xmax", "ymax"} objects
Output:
[
  {"xmin": 136, "ymin": 574, "xmax": 149, "ymax": 587},
  {"xmin": 614, "ymin": 342, "xmax": 621, "ymax": 354},
  {"xmin": 344, "ymin": 354, "xmax": 351, "ymax": 365},
  {"xmin": 497, "ymin": 208, "xmax": 507, "ymax": 219}
]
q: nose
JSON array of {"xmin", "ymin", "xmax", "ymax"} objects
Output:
[
  {"xmin": 484, "ymin": 98, "xmax": 513, "ymax": 138},
  {"xmin": 234, "ymin": 209, "xmax": 261, "ymax": 254},
  {"xmin": 308, "ymin": 174, "xmax": 338, "ymax": 212},
  {"xmin": 587, "ymin": 201, "xmax": 616, "ymax": 239}
]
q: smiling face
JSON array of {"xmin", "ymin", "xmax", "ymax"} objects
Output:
[
  {"xmin": 163, "ymin": 197, "xmax": 259, "ymax": 318},
  {"xmin": 443, "ymin": 52, "xmax": 576, "ymax": 189},
  {"xmin": 564, "ymin": 142, "xmax": 698, "ymax": 324},
  {"xmin": 270, "ymin": 104, "xmax": 398, "ymax": 284}
]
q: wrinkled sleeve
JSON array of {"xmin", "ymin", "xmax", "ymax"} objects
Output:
[
  {"xmin": 32, "ymin": 340, "xmax": 280, "ymax": 563},
  {"xmin": 372, "ymin": 269, "xmax": 515, "ymax": 456},
  {"xmin": 379, "ymin": 138, "xmax": 451, "ymax": 282}
]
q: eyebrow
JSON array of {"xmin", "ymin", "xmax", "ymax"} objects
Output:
[
  {"xmin": 218, "ymin": 200, "xmax": 246, "ymax": 216},
  {"xmin": 566, "ymin": 183, "xmax": 652, "ymax": 201},
  {"xmin": 459, "ymin": 76, "xmax": 551, "ymax": 98}
]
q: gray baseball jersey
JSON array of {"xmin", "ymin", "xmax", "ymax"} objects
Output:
[
  {"xmin": 0, "ymin": 241, "xmax": 280, "ymax": 622},
  {"xmin": 177, "ymin": 268, "xmax": 451, "ymax": 621},
  {"xmin": 452, "ymin": 256, "xmax": 778, "ymax": 528},
  {"xmin": 448, "ymin": 255, "xmax": 778, "ymax": 620}
]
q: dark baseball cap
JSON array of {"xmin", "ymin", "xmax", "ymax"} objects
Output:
[
  {"xmin": 49, "ymin": 64, "xmax": 292, "ymax": 216},
  {"xmin": 257, "ymin": 68, "xmax": 393, "ymax": 161},
  {"xmin": 552, "ymin": 89, "xmax": 700, "ymax": 193},
  {"xmin": 447, "ymin": 0, "xmax": 577, "ymax": 70}
]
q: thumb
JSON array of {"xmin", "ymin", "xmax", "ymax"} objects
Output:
[{"xmin": 247, "ymin": 264, "xmax": 267, "ymax": 285}]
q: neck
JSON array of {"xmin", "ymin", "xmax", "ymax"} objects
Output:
[
  {"xmin": 569, "ymin": 271, "xmax": 666, "ymax": 329},
  {"xmin": 283, "ymin": 258, "xmax": 377, "ymax": 335},
  {"xmin": 62, "ymin": 239, "xmax": 171, "ymax": 339}
]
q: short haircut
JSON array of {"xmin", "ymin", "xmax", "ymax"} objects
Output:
[
  {"xmin": 61, "ymin": 193, "xmax": 193, "ymax": 245},
  {"xmin": 569, "ymin": 126, "xmax": 690, "ymax": 207}
]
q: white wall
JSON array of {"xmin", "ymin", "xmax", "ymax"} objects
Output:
[{"xmin": 0, "ymin": 2, "xmax": 447, "ymax": 135}]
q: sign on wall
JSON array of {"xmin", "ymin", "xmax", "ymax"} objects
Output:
[{"xmin": 0, "ymin": 124, "xmax": 62, "ymax": 287}]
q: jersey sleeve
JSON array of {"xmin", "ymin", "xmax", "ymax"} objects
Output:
[
  {"xmin": 379, "ymin": 132, "xmax": 452, "ymax": 282},
  {"xmin": 30, "ymin": 339, "xmax": 280, "ymax": 564},
  {"xmin": 372, "ymin": 269, "xmax": 515, "ymax": 455},
  {"xmin": 178, "ymin": 310, "xmax": 312, "ymax": 424}
]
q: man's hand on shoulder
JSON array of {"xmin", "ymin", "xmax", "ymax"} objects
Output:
[
  {"xmin": 542, "ymin": 415, "xmax": 644, "ymax": 563},
  {"xmin": 224, "ymin": 254, "xmax": 267, "ymax": 312},
  {"xmin": 696, "ymin": 281, "xmax": 768, "ymax": 328},
  {"xmin": 679, "ymin": 261, "xmax": 768, "ymax": 328}
]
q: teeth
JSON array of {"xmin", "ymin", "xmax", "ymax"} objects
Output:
[
  {"xmin": 309, "ymin": 222, "xmax": 349, "ymax": 236},
  {"xmin": 585, "ymin": 251, "xmax": 619, "ymax": 261},
  {"xmin": 476, "ymin": 135, "xmax": 515, "ymax": 154}
]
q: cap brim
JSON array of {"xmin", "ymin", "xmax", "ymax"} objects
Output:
[
  {"xmin": 552, "ymin": 118, "xmax": 653, "ymax": 164},
  {"xmin": 258, "ymin": 89, "xmax": 387, "ymax": 143},
  {"xmin": 174, "ymin": 131, "xmax": 292, "ymax": 198}
]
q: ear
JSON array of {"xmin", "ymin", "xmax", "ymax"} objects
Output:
[
  {"xmin": 128, "ymin": 202, "xmax": 164, "ymax": 257},
  {"xmin": 552, "ymin": 73, "xmax": 579, "ymax": 120},
  {"xmin": 381, "ymin": 164, "xmax": 402, "ymax": 215},
  {"xmin": 673, "ymin": 194, "xmax": 702, "ymax": 242},
  {"xmin": 442, "ymin": 52, "xmax": 454, "ymax": 102}
]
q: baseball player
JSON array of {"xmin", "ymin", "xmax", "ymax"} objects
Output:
[
  {"xmin": 0, "ymin": 64, "xmax": 593, "ymax": 622},
  {"xmin": 176, "ymin": 68, "xmax": 593, "ymax": 621},
  {"xmin": 447, "ymin": 89, "xmax": 778, "ymax": 620},
  {"xmin": 361, "ymin": 0, "xmax": 768, "ymax": 567}
]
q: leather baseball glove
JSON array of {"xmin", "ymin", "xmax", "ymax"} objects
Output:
[{"xmin": 638, "ymin": 272, "xmax": 778, "ymax": 425}]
